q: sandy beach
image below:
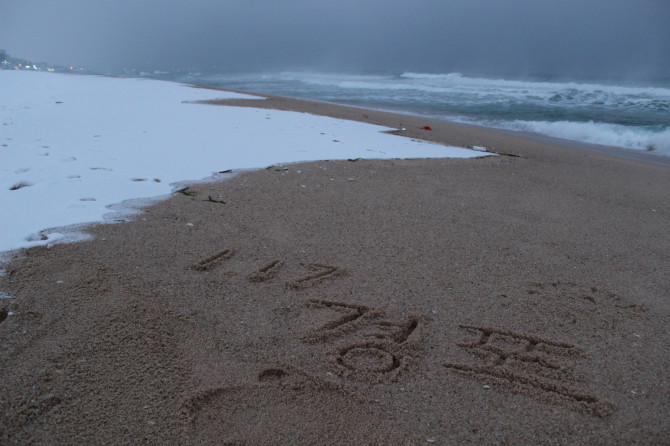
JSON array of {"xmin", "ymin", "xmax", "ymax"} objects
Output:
[{"xmin": 1, "ymin": 95, "xmax": 669, "ymax": 444}]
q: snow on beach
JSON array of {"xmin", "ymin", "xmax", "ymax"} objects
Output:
[{"xmin": 1, "ymin": 70, "xmax": 487, "ymax": 254}]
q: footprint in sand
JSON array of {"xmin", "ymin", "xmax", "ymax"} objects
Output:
[{"xmin": 183, "ymin": 369, "xmax": 394, "ymax": 445}]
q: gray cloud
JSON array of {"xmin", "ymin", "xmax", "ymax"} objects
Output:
[{"xmin": 2, "ymin": 0, "xmax": 668, "ymax": 80}]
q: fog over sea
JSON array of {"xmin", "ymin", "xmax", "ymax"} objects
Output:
[{"xmin": 146, "ymin": 71, "xmax": 670, "ymax": 158}]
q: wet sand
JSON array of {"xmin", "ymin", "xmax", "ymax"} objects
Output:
[{"xmin": 1, "ymin": 95, "xmax": 669, "ymax": 444}]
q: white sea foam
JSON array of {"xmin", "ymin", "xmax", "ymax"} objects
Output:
[{"xmin": 501, "ymin": 120, "xmax": 670, "ymax": 154}]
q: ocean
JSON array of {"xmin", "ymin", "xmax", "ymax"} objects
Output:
[{"xmin": 147, "ymin": 71, "xmax": 670, "ymax": 158}]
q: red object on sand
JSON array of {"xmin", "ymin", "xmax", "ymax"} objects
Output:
[{"xmin": 420, "ymin": 126, "xmax": 432, "ymax": 131}]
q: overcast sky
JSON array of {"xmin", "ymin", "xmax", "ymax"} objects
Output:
[{"xmin": 2, "ymin": 0, "xmax": 668, "ymax": 80}]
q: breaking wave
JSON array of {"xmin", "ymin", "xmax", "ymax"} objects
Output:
[{"xmin": 488, "ymin": 120, "xmax": 670, "ymax": 154}]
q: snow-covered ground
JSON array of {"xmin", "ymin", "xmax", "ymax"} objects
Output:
[{"xmin": 1, "ymin": 70, "xmax": 488, "ymax": 254}]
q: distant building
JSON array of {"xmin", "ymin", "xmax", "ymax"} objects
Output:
[{"xmin": 0, "ymin": 50, "xmax": 88, "ymax": 73}]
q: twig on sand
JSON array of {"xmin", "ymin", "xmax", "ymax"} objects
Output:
[
  {"xmin": 204, "ymin": 195, "xmax": 226, "ymax": 204},
  {"xmin": 174, "ymin": 187, "xmax": 197, "ymax": 196}
]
